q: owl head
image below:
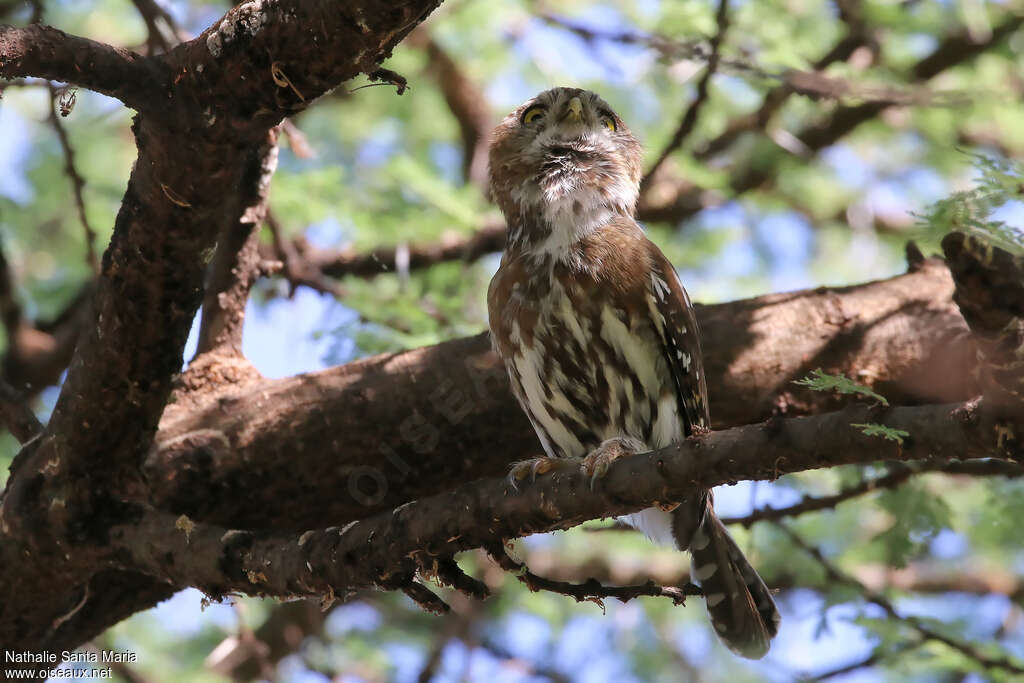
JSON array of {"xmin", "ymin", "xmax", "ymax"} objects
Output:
[{"xmin": 488, "ymin": 88, "xmax": 643, "ymax": 248}]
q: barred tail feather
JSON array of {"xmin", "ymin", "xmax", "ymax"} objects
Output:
[{"xmin": 688, "ymin": 512, "xmax": 780, "ymax": 659}]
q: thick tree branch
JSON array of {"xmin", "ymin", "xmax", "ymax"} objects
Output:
[
  {"xmin": 110, "ymin": 401, "xmax": 1018, "ymax": 623},
  {"xmin": 147, "ymin": 257, "xmax": 977, "ymax": 529},
  {"xmin": 0, "ymin": 0, "xmax": 445, "ymax": 657},
  {"xmin": 0, "ymin": 24, "xmax": 165, "ymax": 111}
]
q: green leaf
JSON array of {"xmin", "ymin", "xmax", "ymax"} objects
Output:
[
  {"xmin": 850, "ymin": 423, "xmax": 910, "ymax": 445},
  {"xmin": 793, "ymin": 368, "xmax": 889, "ymax": 405}
]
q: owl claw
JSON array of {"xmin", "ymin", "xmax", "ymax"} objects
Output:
[
  {"xmin": 506, "ymin": 457, "xmax": 572, "ymax": 491},
  {"xmin": 581, "ymin": 437, "xmax": 646, "ymax": 491}
]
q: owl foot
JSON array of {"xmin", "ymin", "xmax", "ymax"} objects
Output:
[
  {"xmin": 506, "ymin": 456, "xmax": 579, "ymax": 491},
  {"xmin": 580, "ymin": 436, "xmax": 646, "ymax": 490}
]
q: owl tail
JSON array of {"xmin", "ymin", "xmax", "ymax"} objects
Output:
[{"xmin": 688, "ymin": 511, "xmax": 780, "ymax": 659}]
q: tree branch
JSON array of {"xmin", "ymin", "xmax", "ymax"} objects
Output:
[
  {"xmin": 109, "ymin": 400, "xmax": 1018, "ymax": 628},
  {"xmin": 0, "ymin": 0, "xmax": 445, "ymax": 657},
  {"xmin": 146, "ymin": 257, "xmax": 977, "ymax": 530},
  {"xmin": 0, "ymin": 378, "xmax": 42, "ymax": 443},
  {"xmin": 262, "ymin": 219, "xmax": 507, "ymax": 283},
  {"xmin": 0, "ymin": 24, "xmax": 165, "ymax": 111},
  {"xmin": 195, "ymin": 129, "xmax": 279, "ymax": 357},
  {"xmin": 640, "ymin": 0, "xmax": 729, "ymax": 190},
  {"xmin": 128, "ymin": 0, "xmax": 182, "ymax": 54},
  {"xmin": 721, "ymin": 458, "xmax": 1024, "ymax": 527},
  {"xmin": 406, "ymin": 28, "xmax": 492, "ymax": 186},
  {"xmin": 486, "ymin": 543, "xmax": 700, "ymax": 609},
  {"xmin": 637, "ymin": 14, "xmax": 1022, "ymax": 225},
  {"xmin": 47, "ymin": 84, "xmax": 99, "ymax": 272},
  {"xmin": 778, "ymin": 523, "xmax": 1024, "ymax": 676}
]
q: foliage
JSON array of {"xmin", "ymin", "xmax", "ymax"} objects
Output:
[
  {"xmin": 913, "ymin": 154, "xmax": 1024, "ymax": 254},
  {"xmin": 793, "ymin": 368, "xmax": 890, "ymax": 406},
  {"xmin": 849, "ymin": 422, "xmax": 910, "ymax": 445}
]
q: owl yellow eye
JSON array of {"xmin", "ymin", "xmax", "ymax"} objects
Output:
[
  {"xmin": 602, "ymin": 116, "xmax": 616, "ymax": 132},
  {"xmin": 521, "ymin": 106, "xmax": 545, "ymax": 125}
]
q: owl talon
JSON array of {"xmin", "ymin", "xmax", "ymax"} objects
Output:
[
  {"xmin": 581, "ymin": 437, "xmax": 646, "ymax": 490},
  {"xmin": 506, "ymin": 457, "xmax": 574, "ymax": 491}
]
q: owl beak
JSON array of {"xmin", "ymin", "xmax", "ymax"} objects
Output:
[{"xmin": 566, "ymin": 97, "xmax": 583, "ymax": 123}]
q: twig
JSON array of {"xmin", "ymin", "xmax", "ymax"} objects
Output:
[
  {"xmin": 260, "ymin": 220, "xmax": 506, "ymax": 288},
  {"xmin": 722, "ymin": 459, "xmax": 1024, "ymax": 527},
  {"xmin": 264, "ymin": 211, "xmax": 346, "ymax": 297},
  {"xmin": 365, "ymin": 67, "xmax": 409, "ymax": 95},
  {"xmin": 406, "ymin": 28, "xmax": 492, "ymax": 186},
  {"xmin": 128, "ymin": 0, "xmax": 181, "ymax": 54},
  {"xmin": 800, "ymin": 640, "xmax": 924, "ymax": 681},
  {"xmin": 486, "ymin": 543, "xmax": 700, "ymax": 610},
  {"xmin": 401, "ymin": 580, "xmax": 450, "ymax": 615},
  {"xmin": 48, "ymin": 84, "xmax": 99, "ymax": 273},
  {"xmin": 777, "ymin": 523, "xmax": 1024, "ymax": 676},
  {"xmin": 637, "ymin": 15, "xmax": 1021, "ymax": 225},
  {"xmin": 641, "ymin": 0, "xmax": 730, "ymax": 190}
]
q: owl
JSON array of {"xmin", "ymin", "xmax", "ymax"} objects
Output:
[{"xmin": 486, "ymin": 87, "xmax": 779, "ymax": 658}]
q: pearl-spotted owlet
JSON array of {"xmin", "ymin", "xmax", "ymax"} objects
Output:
[{"xmin": 487, "ymin": 87, "xmax": 780, "ymax": 658}]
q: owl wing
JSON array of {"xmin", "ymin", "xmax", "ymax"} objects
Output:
[{"xmin": 646, "ymin": 246, "xmax": 710, "ymax": 436}]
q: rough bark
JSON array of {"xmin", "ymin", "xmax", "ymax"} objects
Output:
[
  {"xmin": 0, "ymin": 0, "xmax": 443, "ymax": 660},
  {"xmin": 85, "ymin": 400, "xmax": 1024, "ymax": 624}
]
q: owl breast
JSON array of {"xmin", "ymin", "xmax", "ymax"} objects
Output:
[{"xmin": 488, "ymin": 255, "xmax": 682, "ymax": 461}]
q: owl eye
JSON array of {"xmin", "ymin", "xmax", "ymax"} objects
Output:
[
  {"xmin": 601, "ymin": 116, "xmax": 617, "ymax": 132},
  {"xmin": 521, "ymin": 106, "xmax": 546, "ymax": 125}
]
